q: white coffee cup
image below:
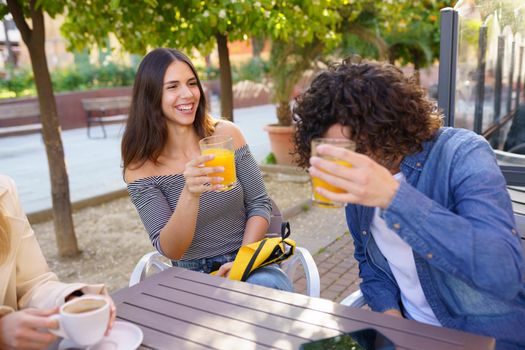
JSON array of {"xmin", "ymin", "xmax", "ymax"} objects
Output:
[{"xmin": 50, "ymin": 295, "xmax": 110, "ymax": 347}]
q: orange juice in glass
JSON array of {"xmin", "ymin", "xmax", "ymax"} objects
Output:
[
  {"xmin": 310, "ymin": 138, "xmax": 355, "ymax": 208},
  {"xmin": 199, "ymin": 135, "xmax": 237, "ymax": 191}
]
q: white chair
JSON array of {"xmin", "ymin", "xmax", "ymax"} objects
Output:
[
  {"xmin": 340, "ymin": 289, "xmax": 366, "ymax": 308},
  {"xmin": 129, "ymin": 199, "xmax": 321, "ymax": 297}
]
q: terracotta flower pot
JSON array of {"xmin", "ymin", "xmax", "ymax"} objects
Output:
[{"xmin": 263, "ymin": 124, "xmax": 296, "ymax": 165}]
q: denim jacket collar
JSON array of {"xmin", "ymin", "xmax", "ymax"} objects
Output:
[{"xmin": 399, "ymin": 128, "xmax": 443, "ymax": 181}]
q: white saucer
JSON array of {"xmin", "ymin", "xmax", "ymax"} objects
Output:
[{"xmin": 58, "ymin": 321, "xmax": 143, "ymax": 350}]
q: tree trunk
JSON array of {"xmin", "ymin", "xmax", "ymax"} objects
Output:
[
  {"xmin": 252, "ymin": 36, "xmax": 265, "ymax": 58},
  {"xmin": 388, "ymin": 49, "xmax": 396, "ymax": 65},
  {"xmin": 276, "ymin": 100, "xmax": 292, "ymax": 126},
  {"xmin": 413, "ymin": 67, "xmax": 421, "ymax": 86},
  {"xmin": 413, "ymin": 53, "xmax": 421, "ymax": 86},
  {"xmin": 215, "ymin": 33, "xmax": 234, "ymax": 122},
  {"xmin": 7, "ymin": 0, "xmax": 79, "ymax": 256},
  {"xmin": 2, "ymin": 20, "xmax": 16, "ymax": 75}
]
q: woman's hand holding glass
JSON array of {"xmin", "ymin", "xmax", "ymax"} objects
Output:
[
  {"xmin": 309, "ymin": 144, "xmax": 399, "ymax": 209},
  {"xmin": 198, "ymin": 135, "xmax": 237, "ymax": 192},
  {"xmin": 183, "ymin": 154, "xmax": 225, "ymax": 196}
]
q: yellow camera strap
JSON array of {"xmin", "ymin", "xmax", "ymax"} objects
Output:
[{"xmin": 228, "ymin": 237, "xmax": 296, "ymax": 281}]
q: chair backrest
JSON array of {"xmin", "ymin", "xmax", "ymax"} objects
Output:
[
  {"xmin": 81, "ymin": 96, "xmax": 131, "ymax": 111},
  {"xmin": 515, "ymin": 212, "xmax": 525, "ymax": 254},
  {"xmin": 495, "ymin": 150, "xmax": 525, "ymax": 253},
  {"xmin": 268, "ymin": 198, "xmax": 284, "ymax": 235},
  {"xmin": 0, "ymin": 102, "xmax": 40, "ymax": 121}
]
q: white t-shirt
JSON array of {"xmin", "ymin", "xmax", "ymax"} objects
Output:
[{"xmin": 370, "ymin": 172, "xmax": 441, "ymax": 326}]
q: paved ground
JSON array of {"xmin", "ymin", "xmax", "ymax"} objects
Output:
[
  {"xmin": 291, "ymin": 231, "xmax": 361, "ymax": 302},
  {"xmin": 0, "ymin": 101, "xmax": 361, "ymax": 303}
]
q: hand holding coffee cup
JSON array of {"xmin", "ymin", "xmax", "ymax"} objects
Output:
[
  {"xmin": 49, "ymin": 295, "xmax": 110, "ymax": 347},
  {"xmin": 0, "ymin": 307, "xmax": 59, "ymax": 349}
]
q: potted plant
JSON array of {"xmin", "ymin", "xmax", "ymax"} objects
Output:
[{"xmin": 264, "ymin": 39, "xmax": 323, "ymax": 165}]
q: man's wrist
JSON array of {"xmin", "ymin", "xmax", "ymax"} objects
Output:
[
  {"xmin": 381, "ymin": 179, "xmax": 400, "ymax": 209},
  {"xmin": 383, "ymin": 308, "xmax": 403, "ymax": 317}
]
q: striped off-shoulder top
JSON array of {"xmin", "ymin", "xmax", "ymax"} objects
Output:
[{"xmin": 127, "ymin": 144, "xmax": 272, "ymax": 260}]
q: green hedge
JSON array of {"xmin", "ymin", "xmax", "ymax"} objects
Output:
[
  {"xmin": 232, "ymin": 58, "xmax": 269, "ymax": 83},
  {"xmin": 1, "ymin": 58, "xmax": 269, "ymax": 99},
  {"xmin": 0, "ymin": 63, "xmax": 137, "ymax": 98},
  {"xmin": 0, "ymin": 69, "xmax": 34, "ymax": 98}
]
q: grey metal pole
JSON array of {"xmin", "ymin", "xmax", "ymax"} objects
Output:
[
  {"xmin": 515, "ymin": 45, "xmax": 524, "ymax": 111},
  {"xmin": 474, "ymin": 25, "xmax": 487, "ymax": 135},
  {"xmin": 492, "ymin": 35, "xmax": 505, "ymax": 148},
  {"xmin": 437, "ymin": 8, "xmax": 459, "ymax": 127},
  {"xmin": 507, "ymin": 41, "xmax": 516, "ymax": 114}
]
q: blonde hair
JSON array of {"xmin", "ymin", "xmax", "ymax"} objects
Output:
[{"xmin": 0, "ymin": 209, "xmax": 11, "ymax": 264}]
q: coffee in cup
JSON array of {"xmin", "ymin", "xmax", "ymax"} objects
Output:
[
  {"xmin": 62, "ymin": 298, "xmax": 106, "ymax": 314},
  {"xmin": 50, "ymin": 295, "xmax": 110, "ymax": 347}
]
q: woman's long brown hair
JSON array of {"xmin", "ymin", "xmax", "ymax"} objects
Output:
[{"xmin": 121, "ymin": 48, "xmax": 214, "ymax": 172}]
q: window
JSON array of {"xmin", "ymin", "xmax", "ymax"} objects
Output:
[{"xmin": 438, "ymin": 0, "xmax": 525, "ymax": 214}]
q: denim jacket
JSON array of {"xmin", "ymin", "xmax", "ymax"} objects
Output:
[{"xmin": 345, "ymin": 127, "xmax": 525, "ymax": 350}]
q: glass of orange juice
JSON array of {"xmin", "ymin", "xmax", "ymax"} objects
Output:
[
  {"xmin": 310, "ymin": 138, "xmax": 355, "ymax": 208},
  {"xmin": 199, "ymin": 135, "xmax": 237, "ymax": 191}
]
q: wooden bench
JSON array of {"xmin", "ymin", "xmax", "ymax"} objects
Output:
[
  {"xmin": 0, "ymin": 102, "xmax": 42, "ymax": 138},
  {"xmin": 81, "ymin": 96, "xmax": 131, "ymax": 138}
]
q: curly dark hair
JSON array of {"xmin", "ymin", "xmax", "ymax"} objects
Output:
[{"xmin": 293, "ymin": 59, "xmax": 443, "ymax": 168}]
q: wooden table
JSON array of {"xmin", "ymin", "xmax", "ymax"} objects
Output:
[{"xmin": 92, "ymin": 266, "xmax": 493, "ymax": 350}]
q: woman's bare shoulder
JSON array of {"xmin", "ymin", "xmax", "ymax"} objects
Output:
[
  {"xmin": 213, "ymin": 120, "xmax": 246, "ymax": 149},
  {"xmin": 124, "ymin": 161, "xmax": 158, "ymax": 184}
]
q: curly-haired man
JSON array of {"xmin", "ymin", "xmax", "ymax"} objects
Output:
[{"xmin": 294, "ymin": 60, "xmax": 525, "ymax": 350}]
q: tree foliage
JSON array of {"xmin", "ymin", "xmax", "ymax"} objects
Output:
[
  {"xmin": 266, "ymin": 0, "xmax": 389, "ymax": 125},
  {"xmin": 61, "ymin": 0, "xmax": 352, "ymax": 123},
  {"xmin": 378, "ymin": 0, "xmax": 452, "ymax": 69},
  {"xmin": 63, "ymin": 0, "xmax": 344, "ymax": 55}
]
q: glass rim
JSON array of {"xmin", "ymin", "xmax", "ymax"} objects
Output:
[
  {"xmin": 311, "ymin": 137, "xmax": 355, "ymax": 145},
  {"xmin": 199, "ymin": 135, "xmax": 233, "ymax": 147}
]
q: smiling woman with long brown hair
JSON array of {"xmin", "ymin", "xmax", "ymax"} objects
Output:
[{"xmin": 121, "ymin": 48, "xmax": 292, "ymax": 291}]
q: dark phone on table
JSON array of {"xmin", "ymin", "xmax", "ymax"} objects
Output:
[{"xmin": 299, "ymin": 328, "xmax": 395, "ymax": 350}]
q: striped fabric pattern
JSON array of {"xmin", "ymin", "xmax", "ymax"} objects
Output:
[{"xmin": 127, "ymin": 144, "xmax": 272, "ymax": 260}]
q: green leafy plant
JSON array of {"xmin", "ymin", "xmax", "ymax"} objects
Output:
[
  {"xmin": 0, "ymin": 68, "xmax": 35, "ymax": 97},
  {"xmin": 195, "ymin": 64, "xmax": 220, "ymax": 81},
  {"xmin": 205, "ymin": 66, "xmax": 220, "ymax": 81},
  {"xmin": 232, "ymin": 58, "xmax": 269, "ymax": 83},
  {"xmin": 264, "ymin": 152, "xmax": 277, "ymax": 165}
]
